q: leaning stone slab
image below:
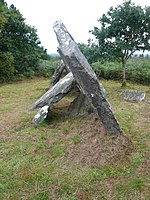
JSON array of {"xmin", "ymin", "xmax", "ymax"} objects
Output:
[
  {"xmin": 119, "ymin": 90, "xmax": 145, "ymax": 102},
  {"xmin": 53, "ymin": 20, "xmax": 122, "ymax": 135},
  {"xmin": 49, "ymin": 59, "xmax": 65, "ymax": 88},
  {"xmin": 30, "ymin": 72, "xmax": 74, "ymax": 109}
]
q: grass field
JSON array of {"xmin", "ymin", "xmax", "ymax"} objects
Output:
[{"xmin": 0, "ymin": 78, "xmax": 150, "ymax": 200}]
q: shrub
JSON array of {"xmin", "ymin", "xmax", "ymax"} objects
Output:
[
  {"xmin": 92, "ymin": 61, "xmax": 122, "ymax": 80},
  {"xmin": 0, "ymin": 52, "xmax": 14, "ymax": 82},
  {"xmin": 92, "ymin": 58, "xmax": 150, "ymax": 85},
  {"xmin": 35, "ymin": 59, "xmax": 60, "ymax": 77}
]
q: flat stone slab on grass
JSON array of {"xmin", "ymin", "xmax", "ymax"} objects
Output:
[{"xmin": 120, "ymin": 90, "xmax": 145, "ymax": 102}]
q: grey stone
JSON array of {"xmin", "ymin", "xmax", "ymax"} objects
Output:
[
  {"xmin": 49, "ymin": 59, "xmax": 65, "ymax": 88},
  {"xmin": 30, "ymin": 72, "xmax": 74, "ymax": 109},
  {"xmin": 53, "ymin": 20, "xmax": 122, "ymax": 135},
  {"xmin": 120, "ymin": 90, "xmax": 145, "ymax": 102},
  {"xmin": 143, "ymin": 99, "xmax": 150, "ymax": 103},
  {"xmin": 68, "ymin": 92, "xmax": 94, "ymax": 116},
  {"xmin": 32, "ymin": 105, "xmax": 49, "ymax": 125}
]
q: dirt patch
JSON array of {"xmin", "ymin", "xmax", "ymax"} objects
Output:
[{"xmin": 61, "ymin": 113, "xmax": 134, "ymax": 168}]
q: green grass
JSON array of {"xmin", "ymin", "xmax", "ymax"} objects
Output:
[
  {"xmin": 71, "ymin": 135, "xmax": 81, "ymax": 144},
  {"xmin": 61, "ymin": 126, "xmax": 70, "ymax": 135},
  {"xmin": 0, "ymin": 78, "xmax": 150, "ymax": 199}
]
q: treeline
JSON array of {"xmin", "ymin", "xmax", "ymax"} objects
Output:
[
  {"xmin": 78, "ymin": 43, "xmax": 150, "ymax": 85},
  {"xmin": 0, "ymin": 0, "xmax": 50, "ymax": 82},
  {"xmin": 1, "ymin": 0, "xmax": 150, "ymax": 86}
]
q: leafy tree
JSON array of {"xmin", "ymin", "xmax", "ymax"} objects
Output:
[
  {"xmin": 0, "ymin": 52, "xmax": 14, "ymax": 82},
  {"xmin": 0, "ymin": 0, "xmax": 15, "ymax": 82},
  {"xmin": 0, "ymin": 14, "xmax": 6, "ymax": 29},
  {"xmin": 0, "ymin": 0, "xmax": 48, "ymax": 80},
  {"xmin": 78, "ymin": 42, "xmax": 101, "ymax": 64},
  {"xmin": 91, "ymin": 0, "xmax": 150, "ymax": 85}
]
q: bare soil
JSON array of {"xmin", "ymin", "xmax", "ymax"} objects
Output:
[
  {"xmin": 48, "ymin": 100, "xmax": 134, "ymax": 168},
  {"xmin": 61, "ymin": 114, "xmax": 134, "ymax": 167}
]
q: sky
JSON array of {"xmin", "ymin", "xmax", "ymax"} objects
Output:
[{"xmin": 5, "ymin": 0, "xmax": 149, "ymax": 54}]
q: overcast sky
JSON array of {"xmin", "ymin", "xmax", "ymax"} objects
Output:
[{"xmin": 5, "ymin": 0, "xmax": 149, "ymax": 54}]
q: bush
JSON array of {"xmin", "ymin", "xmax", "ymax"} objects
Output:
[
  {"xmin": 35, "ymin": 59, "xmax": 60, "ymax": 77},
  {"xmin": 126, "ymin": 58, "xmax": 150, "ymax": 85},
  {"xmin": 0, "ymin": 52, "xmax": 14, "ymax": 82},
  {"xmin": 92, "ymin": 61, "xmax": 122, "ymax": 80},
  {"xmin": 92, "ymin": 58, "xmax": 150, "ymax": 85}
]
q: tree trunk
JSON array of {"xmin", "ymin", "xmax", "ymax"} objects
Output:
[{"xmin": 122, "ymin": 60, "xmax": 126, "ymax": 87}]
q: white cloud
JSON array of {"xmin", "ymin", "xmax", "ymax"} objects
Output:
[{"xmin": 5, "ymin": 0, "xmax": 149, "ymax": 53}]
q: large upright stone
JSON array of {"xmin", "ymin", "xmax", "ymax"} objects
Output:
[{"xmin": 53, "ymin": 20, "xmax": 122, "ymax": 135}]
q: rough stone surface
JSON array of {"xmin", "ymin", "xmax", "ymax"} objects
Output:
[
  {"xmin": 53, "ymin": 20, "xmax": 122, "ymax": 135},
  {"xmin": 143, "ymin": 99, "xmax": 150, "ymax": 103},
  {"xmin": 49, "ymin": 60, "xmax": 65, "ymax": 88},
  {"xmin": 32, "ymin": 105, "xmax": 49, "ymax": 125},
  {"xmin": 120, "ymin": 90, "xmax": 145, "ymax": 102},
  {"xmin": 31, "ymin": 72, "xmax": 74, "ymax": 109},
  {"xmin": 68, "ymin": 92, "xmax": 94, "ymax": 116}
]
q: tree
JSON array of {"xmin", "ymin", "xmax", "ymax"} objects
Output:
[
  {"xmin": 0, "ymin": 52, "xmax": 14, "ymax": 82},
  {"xmin": 78, "ymin": 39, "xmax": 103, "ymax": 64},
  {"xmin": 0, "ymin": 1, "xmax": 48, "ymax": 80},
  {"xmin": 0, "ymin": 0, "xmax": 15, "ymax": 82},
  {"xmin": 91, "ymin": 0, "xmax": 150, "ymax": 85}
]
